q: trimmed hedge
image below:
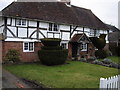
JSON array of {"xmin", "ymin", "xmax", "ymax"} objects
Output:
[
  {"xmin": 38, "ymin": 49, "xmax": 68, "ymax": 66},
  {"xmin": 40, "ymin": 38, "xmax": 61, "ymax": 46},
  {"xmin": 89, "ymin": 34, "xmax": 106, "ymax": 50},
  {"xmin": 41, "ymin": 46, "xmax": 62, "ymax": 50},
  {"xmin": 95, "ymin": 49, "xmax": 107, "ymax": 59},
  {"xmin": 38, "ymin": 38, "xmax": 68, "ymax": 66}
]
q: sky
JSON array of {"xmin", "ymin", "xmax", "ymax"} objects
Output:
[{"xmin": 0, "ymin": 0, "xmax": 119, "ymax": 28}]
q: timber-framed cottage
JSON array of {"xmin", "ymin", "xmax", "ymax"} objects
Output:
[{"xmin": 0, "ymin": 0, "xmax": 109, "ymax": 62}]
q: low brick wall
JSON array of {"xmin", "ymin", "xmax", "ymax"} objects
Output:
[{"xmin": 2, "ymin": 41, "xmax": 43, "ymax": 62}]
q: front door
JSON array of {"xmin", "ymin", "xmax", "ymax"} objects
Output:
[{"xmin": 72, "ymin": 43, "xmax": 78, "ymax": 57}]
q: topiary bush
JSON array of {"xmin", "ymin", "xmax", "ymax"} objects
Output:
[
  {"xmin": 38, "ymin": 38, "xmax": 68, "ymax": 66},
  {"xmin": 38, "ymin": 49, "xmax": 68, "ymax": 66},
  {"xmin": 90, "ymin": 34, "xmax": 107, "ymax": 59},
  {"xmin": 41, "ymin": 46, "xmax": 62, "ymax": 50},
  {"xmin": 40, "ymin": 38, "xmax": 61, "ymax": 46},
  {"xmin": 5, "ymin": 49, "xmax": 20, "ymax": 63},
  {"xmin": 95, "ymin": 49, "xmax": 107, "ymax": 59}
]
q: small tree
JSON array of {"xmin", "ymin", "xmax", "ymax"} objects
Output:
[{"xmin": 90, "ymin": 34, "xmax": 107, "ymax": 59}]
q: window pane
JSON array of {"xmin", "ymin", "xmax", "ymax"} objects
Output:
[
  {"xmin": 89, "ymin": 29, "xmax": 94, "ymax": 36},
  {"xmin": 29, "ymin": 42, "xmax": 33, "ymax": 51},
  {"xmin": 54, "ymin": 24, "xmax": 58, "ymax": 31},
  {"xmin": 22, "ymin": 19, "xmax": 26, "ymax": 25},
  {"xmin": 49, "ymin": 23, "xmax": 52, "ymax": 31},
  {"xmin": 24, "ymin": 43, "xmax": 28, "ymax": 50},
  {"xmin": 16, "ymin": 19, "xmax": 21, "ymax": 25},
  {"xmin": 61, "ymin": 43, "xmax": 66, "ymax": 49}
]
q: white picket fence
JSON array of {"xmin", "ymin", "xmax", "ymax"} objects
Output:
[{"xmin": 100, "ymin": 75, "xmax": 120, "ymax": 89}]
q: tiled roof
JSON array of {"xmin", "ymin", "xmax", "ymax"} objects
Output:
[
  {"xmin": 106, "ymin": 24, "xmax": 120, "ymax": 32},
  {"xmin": 2, "ymin": 2, "xmax": 108, "ymax": 30},
  {"xmin": 109, "ymin": 31, "xmax": 120, "ymax": 42}
]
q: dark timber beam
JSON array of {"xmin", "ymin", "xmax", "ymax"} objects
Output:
[
  {"xmin": 7, "ymin": 28, "xmax": 16, "ymax": 37},
  {"xmin": 83, "ymin": 27, "xmax": 84, "ymax": 33},
  {"xmin": 3, "ymin": 17, "xmax": 7, "ymax": 39},
  {"xmin": 70, "ymin": 25, "xmax": 72, "ymax": 38},
  {"xmin": 70, "ymin": 26, "xmax": 78, "ymax": 38},
  {"xmin": 37, "ymin": 21, "xmax": 39, "ymax": 39},
  {"xmin": 94, "ymin": 29, "xmax": 96, "ymax": 37}
]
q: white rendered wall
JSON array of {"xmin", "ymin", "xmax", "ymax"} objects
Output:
[
  {"xmin": 5, "ymin": 17, "xmax": 109, "ymax": 43},
  {"xmin": 59, "ymin": 25, "xmax": 70, "ymax": 31},
  {"xmin": 29, "ymin": 20, "xmax": 37, "ymax": 27}
]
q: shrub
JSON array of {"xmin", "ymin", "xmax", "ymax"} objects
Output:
[
  {"xmin": 102, "ymin": 58, "xmax": 112, "ymax": 64},
  {"xmin": 5, "ymin": 49, "xmax": 20, "ymax": 63},
  {"xmin": 38, "ymin": 49, "xmax": 68, "ymax": 66},
  {"xmin": 41, "ymin": 46, "xmax": 62, "ymax": 50},
  {"xmin": 105, "ymin": 50, "xmax": 112, "ymax": 56},
  {"xmin": 95, "ymin": 49, "xmax": 107, "ymax": 59},
  {"xmin": 89, "ymin": 34, "xmax": 106, "ymax": 50},
  {"xmin": 109, "ymin": 43, "xmax": 120, "ymax": 56},
  {"xmin": 40, "ymin": 38, "xmax": 61, "ymax": 46}
]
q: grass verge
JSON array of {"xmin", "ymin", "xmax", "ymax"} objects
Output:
[{"xmin": 4, "ymin": 61, "xmax": 118, "ymax": 88}]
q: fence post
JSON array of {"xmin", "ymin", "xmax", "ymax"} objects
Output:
[
  {"xmin": 100, "ymin": 78, "xmax": 107, "ymax": 89},
  {"xmin": 118, "ymin": 75, "xmax": 120, "ymax": 90}
]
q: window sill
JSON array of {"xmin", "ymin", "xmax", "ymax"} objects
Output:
[
  {"xmin": 23, "ymin": 51, "xmax": 34, "ymax": 53},
  {"xmin": 81, "ymin": 49, "xmax": 87, "ymax": 51}
]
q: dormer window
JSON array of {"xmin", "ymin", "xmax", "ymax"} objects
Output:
[
  {"xmin": 49, "ymin": 23, "xmax": 59, "ymax": 32},
  {"xmin": 16, "ymin": 19, "xmax": 26, "ymax": 26}
]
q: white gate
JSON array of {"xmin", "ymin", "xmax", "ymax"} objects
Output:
[{"xmin": 100, "ymin": 75, "xmax": 120, "ymax": 89}]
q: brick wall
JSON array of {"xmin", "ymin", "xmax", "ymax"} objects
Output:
[{"xmin": 2, "ymin": 41, "xmax": 43, "ymax": 62}]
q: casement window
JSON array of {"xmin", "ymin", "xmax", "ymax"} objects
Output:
[
  {"xmin": 23, "ymin": 42, "xmax": 34, "ymax": 52},
  {"xmin": 61, "ymin": 43, "xmax": 67, "ymax": 49},
  {"xmin": 16, "ymin": 19, "xmax": 26, "ymax": 26},
  {"xmin": 49, "ymin": 23, "xmax": 59, "ymax": 31},
  {"xmin": 89, "ymin": 29, "xmax": 94, "ymax": 36},
  {"xmin": 81, "ymin": 43, "xmax": 87, "ymax": 51}
]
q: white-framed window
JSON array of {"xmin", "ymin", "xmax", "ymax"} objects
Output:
[
  {"xmin": 61, "ymin": 43, "xmax": 67, "ymax": 49},
  {"xmin": 81, "ymin": 42, "xmax": 87, "ymax": 51},
  {"xmin": 49, "ymin": 23, "xmax": 59, "ymax": 32},
  {"xmin": 23, "ymin": 42, "xmax": 34, "ymax": 52},
  {"xmin": 16, "ymin": 19, "xmax": 26, "ymax": 26},
  {"xmin": 89, "ymin": 29, "xmax": 94, "ymax": 36}
]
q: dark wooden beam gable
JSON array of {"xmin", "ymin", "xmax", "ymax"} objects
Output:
[
  {"xmin": 7, "ymin": 27, "xmax": 16, "ymax": 37},
  {"xmin": 37, "ymin": 21, "xmax": 39, "ymax": 39},
  {"xmin": 3, "ymin": 17, "xmax": 7, "ymax": 39},
  {"xmin": 70, "ymin": 26, "xmax": 78, "ymax": 38}
]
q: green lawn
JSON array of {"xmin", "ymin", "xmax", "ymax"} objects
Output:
[
  {"xmin": 4, "ymin": 61, "xmax": 118, "ymax": 88},
  {"xmin": 98, "ymin": 56, "xmax": 120, "ymax": 63}
]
